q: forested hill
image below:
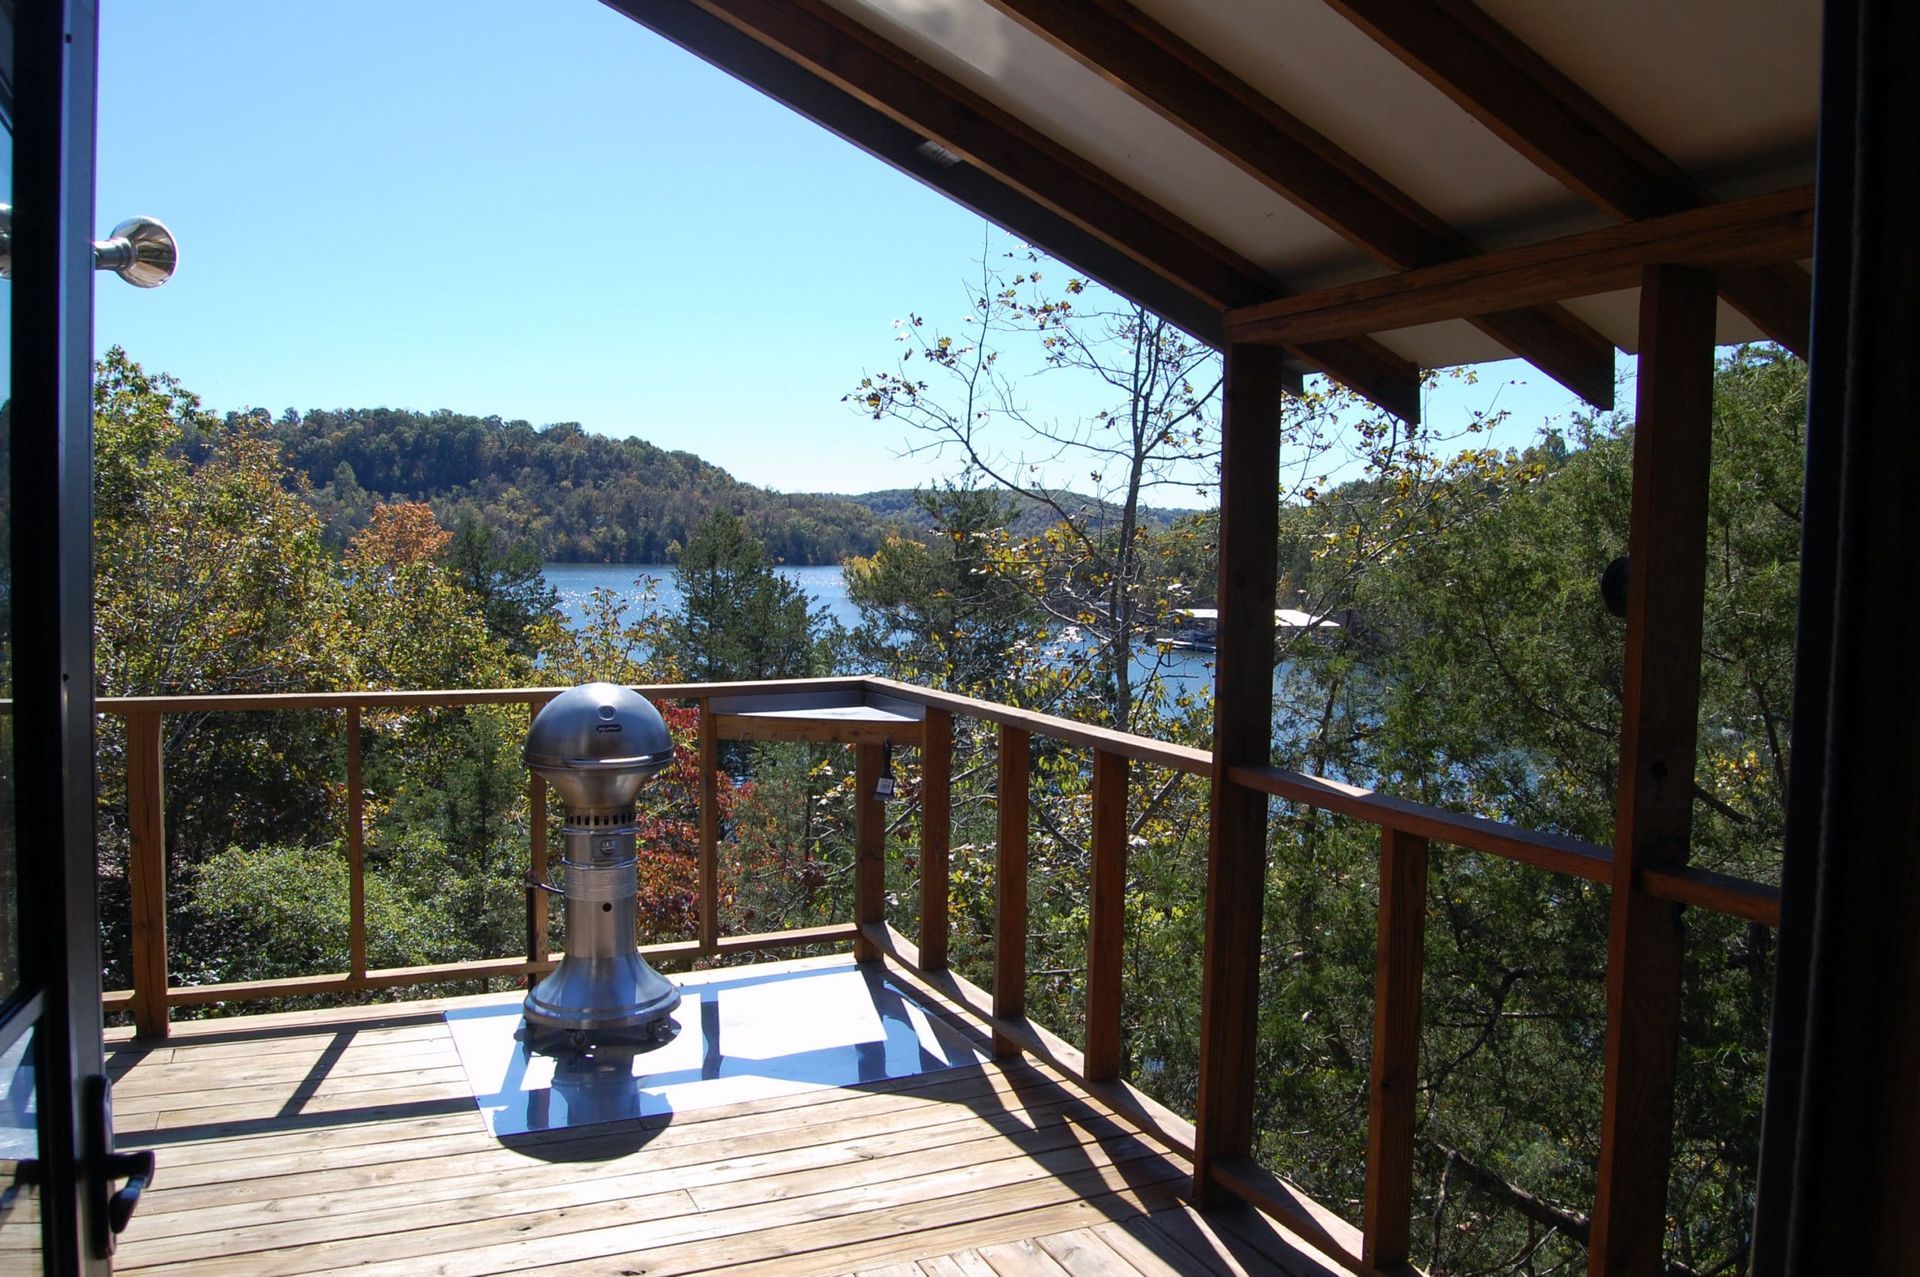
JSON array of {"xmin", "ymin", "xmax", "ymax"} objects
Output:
[
  {"xmin": 265, "ymin": 407, "xmax": 897, "ymax": 564},
  {"xmin": 261, "ymin": 408, "xmax": 1206, "ymax": 564},
  {"xmin": 837, "ymin": 488, "xmax": 1203, "ymax": 538}
]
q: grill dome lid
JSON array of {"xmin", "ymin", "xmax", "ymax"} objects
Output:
[{"xmin": 525, "ymin": 682, "xmax": 674, "ymax": 815}]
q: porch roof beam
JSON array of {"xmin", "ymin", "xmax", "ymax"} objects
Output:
[
  {"xmin": 1323, "ymin": 0, "xmax": 1813, "ymax": 357},
  {"xmin": 1224, "ymin": 186, "xmax": 1813, "ymax": 348},
  {"xmin": 980, "ymin": 0, "xmax": 1616, "ymax": 409}
]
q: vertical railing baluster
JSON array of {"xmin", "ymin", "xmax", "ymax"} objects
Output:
[
  {"xmin": 919, "ymin": 708, "xmax": 953, "ymax": 971},
  {"xmin": 526, "ymin": 694, "xmax": 552, "ymax": 977},
  {"xmin": 1363, "ymin": 826, "xmax": 1430, "ymax": 1270},
  {"xmin": 994, "ymin": 724, "xmax": 1030, "ymax": 1057},
  {"xmin": 698, "ymin": 697, "xmax": 720, "ymax": 955},
  {"xmin": 854, "ymin": 741, "xmax": 885, "ymax": 961},
  {"xmin": 126, "ymin": 710, "xmax": 170, "ymax": 1039},
  {"xmin": 1085, "ymin": 748, "xmax": 1129, "ymax": 1081},
  {"xmin": 345, "ymin": 704, "xmax": 367, "ymax": 982}
]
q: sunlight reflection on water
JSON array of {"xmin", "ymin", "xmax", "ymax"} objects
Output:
[{"xmin": 539, "ymin": 562, "xmax": 1221, "ymax": 698}]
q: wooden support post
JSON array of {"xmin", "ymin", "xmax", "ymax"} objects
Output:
[
  {"xmin": 994, "ymin": 724, "xmax": 1031, "ymax": 1057},
  {"xmin": 1194, "ymin": 341, "xmax": 1286, "ymax": 1205},
  {"xmin": 1085, "ymin": 748, "xmax": 1129, "ymax": 1081},
  {"xmin": 125, "ymin": 710, "xmax": 170, "ymax": 1040},
  {"xmin": 346, "ymin": 705, "xmax": 366, "ymax": 981},
  {"xmin": 854, "ymin": 741, "xmax": 886, "ymax": 962},
  {"xmin": 699, "ymin": 697, "xmax": 720, "ymax": 955},
  {"xmin": 1363, "ymin": 827, "xmax": 1430, "ymax": 1271},
  {"xmin": 919, "ymin": 708, "xmax": 953, "ymax": 971},
  {"xmin": 526, "ymin": 694, "xmax": 553, "ymax": 978},
  {"xmin": 1590, "ymin": 264, "xmax": 1718, "ymax": 1276}
]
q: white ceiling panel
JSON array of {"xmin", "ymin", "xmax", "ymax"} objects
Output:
[
  {"xmin": 799, "ymin": 0, "xmax": 1813, "ymax": 383},
  {"xmin": 825, "ymin": 0, "xmax": 1368, "ymax": 280},
  {"xmin": 1480, "ymin": 0, "xmax": 1819, "ymax": 194}
]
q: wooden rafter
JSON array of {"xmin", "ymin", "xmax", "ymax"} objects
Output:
[
  {"xmin": 980, "ymin": 0, "xmax": 1616, "ymax": 408},
  {"xmin": 1325, "ymin": 0, "xmax": 1812, "ymax": 357},
  {"xmin": 618, "ymin": 0, "xmax": 1422, "ymax": 421},
  {"xmin": 1224, "ymin": 186, "xmax": 1813, "ymax": 347}
]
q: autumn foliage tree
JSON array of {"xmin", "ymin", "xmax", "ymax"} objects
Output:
[{"xmin": 351, "ymin": 501, "xmax": 453, "ymax": 565}]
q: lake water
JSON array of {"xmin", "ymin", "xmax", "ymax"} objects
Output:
[
  {"xmin": 543, "ymin": 563, "xmax": 861, "ymax": 633},
  {"xmin": 541, "ymin": 562, "xmax": 1217, "ymax": 698}
]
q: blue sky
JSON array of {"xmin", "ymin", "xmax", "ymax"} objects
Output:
[{"xmin": 94, "ymin": 0, "xmax": 1608, "ymax": 497}]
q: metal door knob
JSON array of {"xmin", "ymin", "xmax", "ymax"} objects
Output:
[
  {"xmin": 92, "ymin": 215, "xmax": 178, "ymax": 288},
  {"xmin": 0, "ymin": 206, "xmax": 178, "ymax": 286}
]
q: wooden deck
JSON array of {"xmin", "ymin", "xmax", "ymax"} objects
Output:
[{"xmin": 104, "ymin": 956, "xmax": 1344, "ymax": 1276}]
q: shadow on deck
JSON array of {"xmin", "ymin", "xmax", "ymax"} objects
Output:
[{"xmin": 103, "ymin": 953, "xmax": 1348, "ymax": 1276}]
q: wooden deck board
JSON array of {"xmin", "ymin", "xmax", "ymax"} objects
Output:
[
  {"xmin": 136, "ymin": 1060, "xmax": 1071, "ymax": 1189},
  {"xmin": 110, "ymin": 963, "xmax": 1330, "ymax": 1276},
  {"xmin": 977, "ymin": 1237, "xmax": 1075, "ymax": 1275},
  {"xmin": 1035, "ymin": 1228, "xmax": 1146, "ymax": 1276},
  {"xmin": 919, "ymin": 1253, "xmax": 1001, "ymax": 1277},
  {"xmin": 137, "ymin": 1085, "xmax": 1093, "ymax": 1222},
  {"xmin": 131, "ymin": 1099, "xmax": 1136, "ymax": 1253}
]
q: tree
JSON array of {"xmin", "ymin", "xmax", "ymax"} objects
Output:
[
  {"xmin": 93, "ymin": 348, "xmax": 348, "ymax": 700},
  {"xmin": 851, "ymin": 254, "xmax": 1223, "ymax": 726},
  {"xmin": 274, "ymin": 404, "xmax": 897, "ymax": 565},
  {"xmin": 341, "ymin": 503, "xmax": 520, "ymax": 692},
  {"xmin": 88, "ymin": 352, "xmax": 542, "ymax": 1001},
  {"xmin": 664, "ymin": 510, "xmax": 831, "ymax": 683},
  {"xmin": 850, "ymin": 249, "xmax": 1375, "ymax": 727},
  {"xmin": 441, "ymin": 508, "xmax": 562, "ymax": 660},
  {"xmin": 92, "ymin": 351, "xmax": 353, "ymax": 990},
  {"xmin": 842, "ymin": 482, "xmax": 1040, "ymax": 696},
  {"xmin": 351, "ymin": 501, "xmax": 452, "ymax": 565}
]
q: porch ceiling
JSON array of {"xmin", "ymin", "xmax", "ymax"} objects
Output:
[{"xmin": 605, "ymin": 0, "xmax": 1819, "ymax": 419}]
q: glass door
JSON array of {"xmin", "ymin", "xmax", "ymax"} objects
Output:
[{"xmin": 2, "ymin": 2, "xmax": 119, "ymax": 1272}]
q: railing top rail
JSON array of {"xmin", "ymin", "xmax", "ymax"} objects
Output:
[
  {"xmin": 1230, "ymin": 764, "xmax": 1615, "ymax": 881},
  {"xmin": 93, "ymin": 676, "xmax": 873, "ymax": 715},
  {"xmin": 863, "ymin": 677, "xmax": 1214, "ymax": 775},
  {"xmin": 89, "ymin": 676, "xmax": 1214, "ymax": 772}
]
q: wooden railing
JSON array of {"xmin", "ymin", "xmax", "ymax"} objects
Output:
[
  {"xmin": 97, "ymin": 674, "xmax": 1781, "ymax": 1274},
  {"xmin": 100, "ymin": 677, "xmax": 876, "ymax": 1035}
]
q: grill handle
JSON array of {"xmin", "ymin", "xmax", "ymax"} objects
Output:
[{"xmin": 561, "ymin": 754, "xmax": 669, "ymax": 769}]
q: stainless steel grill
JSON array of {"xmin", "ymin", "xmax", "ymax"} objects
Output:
[{"xmin": 521, "ymin": 682, "xmax": 681, "ymax": 1050}]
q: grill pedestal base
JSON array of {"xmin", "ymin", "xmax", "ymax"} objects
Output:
[
  {"xmin": 522, "ymin": 822, "xmax": 682, "ymax": 1052},
  {"xmin": 523, "ymin": 950, "xmax": 682, "ymax": 1051}
]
